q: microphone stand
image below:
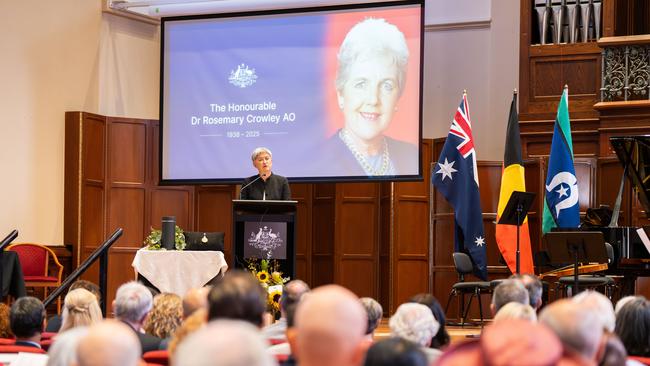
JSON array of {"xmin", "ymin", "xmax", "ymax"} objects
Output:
[{"xmin": 239, "ymin": 173, "xmax": 266, "ymax": 199}]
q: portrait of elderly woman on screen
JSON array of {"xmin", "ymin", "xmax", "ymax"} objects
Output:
[{"xmin": 328, "ymin": 18, "xmax": 418, "ymax": 177}]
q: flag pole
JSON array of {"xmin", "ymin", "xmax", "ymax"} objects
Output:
[{"xmin": 512, "ymin": 88, "xmax": 521, "ymax": 274}]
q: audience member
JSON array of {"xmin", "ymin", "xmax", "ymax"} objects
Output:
[
  {"xmin": 113, "ymin": 281, "xmax": 161, "ymax": 352},
  {"xmin": 173, "ymin": 319, "xmax": 277, "ymax": 366},
  {"xmin": 267, "ymin": 289, "xmax": 305, "ymax": 365},
  {"xmin": 0, "ymin": 303, "xmax": 13, "ymax": 339},
  {"xmin": 76, "ymin": 320, "xmax": 141, "ymax": 366},
  {"xmin": 59, "ymin": 288, "xmax": 103, "ymax": 333},
  {"xmin": 46, "ymin": 279, "xmax": 101, "ymax": 332},
  {"xmin": 168, "ymin": 308, "xmax": 207, "ymax": 357},
  {"xmin": 437, "ymin": 319, "xmax": 565, "ymax": 366},
  {"xmin": 615, "ymin": 296, "xmax": 650, "ymax": 358},
  {"xmin": 208, "ymin": 270, "xmax": 267, "ymax": 327},
  {"xmin": 182, "ymin": 287, "xmax": 210, "ymax": 318},
  {"xmin": 294, "ymin": 285, "xmax": 367, "ymax": 366},
  {"xmin": 409, "ymin": 293, "xmax": 450, "ymax": 349},
  {"xmin": 45, "ymin": 326, "xmax": 88, "ymax": 366},
  {"xmin": 490, "ymin": 279, "xmax": 529, "ymax": 315},
  {"xmin": 10, "ymin": 296, "xmax": 45, "ymax": 348},
  {"xmin": 143, "ymin": 292, "xmax": 182, "ymax": 339},
  {"xmin": 360, "ymin": 297, "xmax": 383, "ymax": 340},
  {"xmin": 389, "ymin": 303, "xmax": 441, "ymax": 364},
  {"xmin": 539, "ymin": 298, "xmax": 604, "ymax": 364},
  {"xmin": 614, "ymin": 295, "xmax": 640, "ymax": 316},
  {"xmin": 516, "ymin": 274, "xmax": 544, "ymax": 310},
  {"xmin": 263, "ymin": 279, "xmax": 310, "ymax": 342},
  {"xmin": 572, "ymin": 290, "xmax": 616, "ymax": 333},
  {"xmin": 363, "ymin": 337, "xmax": 428, "ymax": 366},
  {"xmin": 493, "ymin": 302, "xmax": 537, "ymax": 323},
  {"xmin": 598, "ymin": 332, "xmax": 628, "ymax": 366}
]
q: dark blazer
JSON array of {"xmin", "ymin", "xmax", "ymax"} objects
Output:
[
  {"xmin": 240, "ymin": 173, "xmax": 291, "ymax": 200},
  {"xmin": 14, "ymin": 340, "xmax": 41, "ymax": 349},
  {"xmin": 121, "ymin": 321, "xmax": 162, "ymax": 353}
]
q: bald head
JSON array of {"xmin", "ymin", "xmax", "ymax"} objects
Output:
[
  {"xmin": 76, "ymin": 320, "xmax": 141, "ymax": 366},
  {"xmin": 539, "ymin": 299, "xmax": 603, "ymax": 361},
  {"xmin": 294, "ymin": 285, "xmax": 367, "ymax": 366},
  {"xmin": 183, "ymin": 287, "xmax": 210, "ymax": 318}
]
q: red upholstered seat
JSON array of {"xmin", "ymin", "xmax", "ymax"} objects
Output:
[
  {"xmin": 143, "ymin": 350, "xmax": 169, "ymax": 366},
  {"xmin": 0, "ymin": 345, "xmax": 46, "ymax": 354},
  {"xmin": 275, "ymin": 354, "xmax": 289, "ymax": 363},
  {"xmin": 629, "ymin": 356, "xmax": 650, "ymax": 366},
  {"xmin": 0, "ymin": 339, "xmax": 14, "ymax": 345},
  {"xmin": 40, "ymin": 332, "xmax": 56, "ymax": 340},
  {"xmin": 7, "ymin": 243, "xmax": 63, "ymax": 313},
  {"xmin": 39, "ymin": 339, "xmax": 53, "ymax": 351}
]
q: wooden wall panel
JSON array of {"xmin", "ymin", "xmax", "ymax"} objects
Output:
[
  {"xmin": 83, "ymin": 117, "xmax": 106, "ymax": 181},
  {"xmin": 194, "ymin": 186, "xmax": 235, "ymax": 260},
  {"xmin": 394, "ymin": 260, "xmax": 428, "ymax": 310},
  {"xmin": 311, "ymin": 184, "xmax": 335, "ymax": 288},
  {"xmin": 81, "ymin": 185, "xmax": 105, "ymax": 248},
  {"xmin": 109, "ymin": 121, "xmax": 146, "ymax": 184},
  {"xmin": 339, "ymin": 259, "xmax": 376, "ymax": 298},
  {"xmin": 291, "ymin": 183, "xmax": 313, "ymax": 284},
  {"xmin": 108, "ymin": 188, "xmax": 145, "ymax": 246},
  {"xmin": 150, "ymin": 189, "xmax": 192, "ymax": 232}
]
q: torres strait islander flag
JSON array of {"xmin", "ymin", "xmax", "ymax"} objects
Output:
[
  {"xmin": 432, "ymin": 92, "xmax": 488, "ymax": 280},
  {"xmin": 495, "ymin": 93, "xmax": 534, "ymax": 275},
  {"xmin": 543, "ymin": 87, "xmax": 580, "ymax": 234}
]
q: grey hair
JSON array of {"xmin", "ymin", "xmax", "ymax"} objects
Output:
[
  {"xmin": 46, "ymin": 326, "xmax": 89, "ymax": 366},
  {"xmin": 360, "ymin": 297, "xmax": 383, "ymax": 335},
  {"xmin": 493, "ymin": 302, "xmax": 537, "ymax": 323},
  {"xmin": 114, "ymin": 281, "xmax": 153, "ymax": 323},
  {"xmin": 572, "ymin": 290, "xmax": 615, "ymax": 332},
  {"xmin": 173, "ymin": 319, "xmax": 277, "ymax": 366},
  {"xmin": 389, "ymin": 303, "xmax": 439, "ymax": 347},
  {"xmin": 491, "ymin": 279, "xmax": 529, "ymax": 312},
  {"xmin": 335, "ymin": 18, "xmax": 409, "ymax": 96},
  {"xmin": 251, "ymin": 147, "xmax": 272, "ymax": 162}
]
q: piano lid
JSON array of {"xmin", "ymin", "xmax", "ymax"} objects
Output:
[{"xmin": 610, "ymin": 136, "xmax": 650, "ymax": 218}]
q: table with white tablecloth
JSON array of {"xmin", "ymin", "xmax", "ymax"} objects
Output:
[{"xmin": 132, "ymin": 249, "xmax": 228, "ymax": 296}]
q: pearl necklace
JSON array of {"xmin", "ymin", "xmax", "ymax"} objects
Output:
[{"xmin": 339, "ymin": 129, "xmax": 390, "ymax": 176}]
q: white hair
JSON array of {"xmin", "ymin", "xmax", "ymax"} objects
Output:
[
  {"xmin": 389, "ymin": 303, "xmax": 439, "ymax": 347},
  {"xmin": 572, "ymin": 290, "xmax": 615, "ymax": 332},
  {"xmin": 615, "ymin": 295, "xmax": 640, "ymax": 316},
  {"xmin": 173, "ymin": 319, "xmax": 277, "ymax": 366},
  {"xmin": 46, "ymin": 326, "xmax": 89, "ymax": 366},
  {"xmin": 335, "ymin": 18, "xmax": 409, "ymax": 96},
  {"xmin": 251, "ymin": 147, "xmax": 272, "ymax": 162},
  {"xmin": 493, "ymin": 302, "xmax": 537, "ymax": 323},
  {"xmin": 113, "ymin": 281, "xmax": 153, "ymax": 323}
]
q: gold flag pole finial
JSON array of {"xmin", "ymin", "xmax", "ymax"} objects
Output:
[
  {"xmin": 463, "ymin": 89, "xmax": 467, "ymax": 95},
  {"xmin": 513, "ymin": 88, "xmax": 518, "ymax": 95}
]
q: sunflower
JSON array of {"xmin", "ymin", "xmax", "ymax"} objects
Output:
[
  {"xmin": 268, "ymin": 290, "xmax": 282, "ymax": 310},
  {"xmin": 257, "ymin": 270, "xmax": 270, "ymax": 283}
]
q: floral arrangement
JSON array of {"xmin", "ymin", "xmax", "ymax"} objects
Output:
[
  {"xmin": 247, "ymin": 258, "xmax": 290, "ymax": 317},
  {"xmin": 143, "ymin": 225, "xmax": 186, "ymax": 251}
]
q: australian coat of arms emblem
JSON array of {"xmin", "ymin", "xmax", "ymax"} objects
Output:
[{"xmin": 229, "ymin": 63, "xmax": 257, "ymax": 88}]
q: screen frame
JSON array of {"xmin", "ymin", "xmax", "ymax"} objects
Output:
[{"xmin": 159, "ymin": 0, "xmax": 425, "ymax": 185}]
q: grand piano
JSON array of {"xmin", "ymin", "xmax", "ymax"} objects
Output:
[{"xmin": 589, "ymin": 136, "xmax": 650, "ymax": 294}]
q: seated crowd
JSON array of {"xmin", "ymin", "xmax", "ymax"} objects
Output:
[{"xmin": 0, "ymin": 270, "xmax": 648, "ymax": 366}]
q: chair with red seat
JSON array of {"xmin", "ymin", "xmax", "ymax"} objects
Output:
[
  {"xmin": 7, "ymin": 243, "xmax": 63, "ymax": 313},
  {"xmin": 0, "ymin": 339, "xmax": 14, "ymax": 346},
  {"xmin": 143, "ymin": 350, "xmax": 169, "ymax": 366},
  {"xmin": 0, "ymin": 345, "xmax": 46, "ymax": 354}
]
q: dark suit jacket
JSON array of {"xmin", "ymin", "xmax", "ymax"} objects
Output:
[
  {"xmin": 14, "ymin": 340, "xmax": 41, "ymax": 349},
  {"xmin": 121, "ymin": 321, "xmax": 162, "ymax": 353}
]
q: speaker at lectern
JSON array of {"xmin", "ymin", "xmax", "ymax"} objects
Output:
[{"xmin": 232, "ymin": 200, "xmax": 297, "ymax": 278}]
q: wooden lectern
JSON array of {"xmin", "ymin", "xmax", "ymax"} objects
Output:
[{"xmin": 232, "ymin": 200, "xmax": 297, "ymax": 278}]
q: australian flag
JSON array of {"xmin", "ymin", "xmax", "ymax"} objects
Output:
[{"xmin": 432, "ymin": 93, "xmax": 488, "ymax": 280}]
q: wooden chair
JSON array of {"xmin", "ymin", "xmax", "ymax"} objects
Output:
[{"xmin": 6, "ymin": 243, "xmax": 63, "ymax": 313}]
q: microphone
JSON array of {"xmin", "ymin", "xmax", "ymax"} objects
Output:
[{"xmin": 239, "ymin": 173, "xmax": 266, "ymax": 199}]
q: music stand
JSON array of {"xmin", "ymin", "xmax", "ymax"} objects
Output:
[
  {"xmin": 543, "ymin": 231, "xmax": 609, "ymax": 294},
  {"xmin": 497, "ymin": 191, "xmax": 536, "ymax": 274}
]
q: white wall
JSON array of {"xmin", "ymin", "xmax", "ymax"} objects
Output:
[
  {"xmin": 0, "ymin": 0, "xmax": 517, "ymax": 244},
  {"xmin": 0, "ymin": 2, "xmax": 159, "ymax": 244},
  {"xmin": 422, "ymin": 0, "xmax": 519, "ymax": 160}
]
